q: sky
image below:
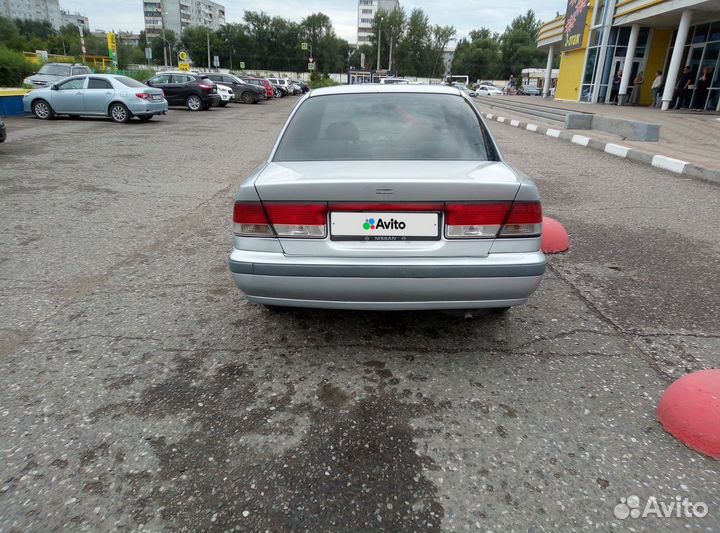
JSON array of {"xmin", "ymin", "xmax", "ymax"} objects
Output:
[{"xmin": 60, "ymin": 0, "xmax": 568, "ymax": 46}]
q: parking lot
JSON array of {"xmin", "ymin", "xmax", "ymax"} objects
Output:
[{"xmin": 1, "ymin": 96, "xmax": 719, "ymax": 532}]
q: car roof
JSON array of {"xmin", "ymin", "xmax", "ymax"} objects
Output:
[{"xmin": 309, "ymin": 84, "xmax": 463, "ymax": 98}]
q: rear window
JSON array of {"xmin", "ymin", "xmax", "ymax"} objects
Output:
[
  {"xmin": 273, "ymin": 93, "xmax": 495, "ymax": 162},
  {"xmin": 114, "ymin": 76, "xmax": 146, "ymax": 88},
  {"xmin": 38, "ymin": 64, "xmax": 71, "ymax": 76}
]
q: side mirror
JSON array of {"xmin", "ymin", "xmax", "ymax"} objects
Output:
[{"xmin": 50, "ymin": 84, "xmax": 58, "ymax": 90}]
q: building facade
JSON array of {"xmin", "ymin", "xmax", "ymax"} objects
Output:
[
  {"xmin": 538, "ymin": 0, "xmax": 720, "ymax": 111},
  {"xmin": 356, "ymin": 0, "xmax": 400, "ymax": 45},
  {"xmin": 60, "ymin": 9, "xmax": 88, "ymax": 30},
  {"xmin": 144, "ymin": 0, "xmax": 226, "ymax": 39},
  {"xmin": 0, "ymin": 0, "xmax": 62, "ymax": 29}
]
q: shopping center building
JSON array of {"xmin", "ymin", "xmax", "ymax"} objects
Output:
[{"xmin": 537, "ymin": 0, "xmax": 720, "ymax": 110}]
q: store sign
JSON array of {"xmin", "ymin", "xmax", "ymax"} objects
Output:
[
  {"xmin": 562, "ymin": 0, "xmax": 590, "ymax": 51},
  {"xmin": 107, "ymin": 31, "xmax": 118, "ymax": 68}
]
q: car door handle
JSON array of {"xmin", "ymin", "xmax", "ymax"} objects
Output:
[
  {"xmin": 105, "ymin": 91, "xmax": 112, "ymax": 94},
  {"xmin": 75, "ymin": 91, "xmax": 83, "ymax": 95}
]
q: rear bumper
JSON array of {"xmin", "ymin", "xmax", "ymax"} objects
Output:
[
  {"xmin": 228, "ymin": 249, "xmax": 546, "ymax": 310},
  {"xmin": 126, "ymin": 100, "xmax": 168, "ymax": 115}
]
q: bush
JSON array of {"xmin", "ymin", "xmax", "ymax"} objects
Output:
[
  {"xmin": 0, "ymin": 46, "xmax": 35, "ymax": 86},
  {"xmin": 120, "ymin": 69, "xmax": 156, "ymax": 82},
  {"xmin": 309, "ymin": 73, "xmax": 338, "ymax": 89}
]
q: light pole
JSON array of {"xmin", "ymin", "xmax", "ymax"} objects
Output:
[
  {"xmin": 160, "ymin": 0, "xmax": 168, "ymax": 67},
  {"xmin": 377, "ymin": 15, "xmax": 384, "ymax": 72}
]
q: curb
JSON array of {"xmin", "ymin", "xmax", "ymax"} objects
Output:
[{"xmin": 479, "ymin": 111, "xmax": 720, "ymax": 186}]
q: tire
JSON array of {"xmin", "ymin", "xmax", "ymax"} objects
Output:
[
  {"xmin": 275, "ymin": 89, "xmax": 283, "ymax": 98},
  {"xmin": 109, "ymin": 102, "xmax": 130, "ymax": 123},
  {"xmin": 138, "ymin": 115, "xmax": 153, "ymax": 121},
  {"xmin": 32, "ymin": 99, "xmax": 54, "ymax": 120},
  {"xmin": 241, "ymin": 91, "xmax": 255, "ymax": 104},
  {"xmin": 186, "ymin": 94, "xmax": 202, "ymax": 111},
  {"xmin": 218, "ymin": 101, "xmax": 228, "ymax": 107}
]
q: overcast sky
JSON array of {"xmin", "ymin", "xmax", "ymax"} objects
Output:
[{"xmin": 60, "ymin": 0, "xmax": 568, "ymax": 46}]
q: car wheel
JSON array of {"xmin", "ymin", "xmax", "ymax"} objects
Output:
[
  {"xmin": 186, "ymin": 94, "xmax": 202, "ymax": 111},
  {"xmin": 138, "ymin": 115, "xmax": 153, "ymax": 121},
  {"xmin": 241, "ymin": 92, "xmax": 255, "ymax": 104},
  {"xmin": 109, "ymin": 103, "xmax": 130, "ymax": 123},
  {"xmin": 32, "ymin": 99, "xmax": 54, "ymax": 120}
]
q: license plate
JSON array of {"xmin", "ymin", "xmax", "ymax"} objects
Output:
[
  {"xmin": 330, "ymin": 212, "xmax": 440, "ymax": 241},
  {"xmin": 151, "ymin": 94, "xmax": 163, "ymax": 101}
]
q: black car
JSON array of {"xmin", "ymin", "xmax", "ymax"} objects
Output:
[
  {"xmin": 204, "ymin": 73, "xmax": 265, "ymax": 104},
  {"xmin": 145, "ymin": 72, "xmax": 220, "ymax": 111},
  {"xmin": 0, "ymin": 117, "xmax": 5, "ymax": 143},
  {"xmin": 291, "ymin": 79, "xmax": 310, "ymax": 93}
]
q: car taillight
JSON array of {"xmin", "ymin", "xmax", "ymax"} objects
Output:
[
  {"xmin": 233, "ymin": 202, "xmax": 273, "ymax": 237},
  {"xmin": 499, "ymin": 201, "xmax": 543, "ymax": 236},
  {"xmin": 199, "ymin": 83, "xmax": 214, "ymax": 90},
  {"xmin": 135, "ymin": 92, "xmax": 151, "ymax": 100},
  {"xmin": 445, "ymin": 201, "xmax": 542, "ymax": 238},
  {"xmin": 233, "ymin": 202, "xmax": 327, "ymax": 238},
  {"xmin": 264, "ymin": 203, "xmax": 327, "ymax": 238}
]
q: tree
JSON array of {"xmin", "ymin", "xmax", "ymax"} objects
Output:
[
  {"xmin": 499, "ymin": 10, "xmax": 546, "ymax": 78},
  {"xmin": 451, "ymin": 28, "xmax": 501, "ymax": 82},
  {"xmin": 429, "ymin": 24, "xmax": 456, "ymax": 77}
]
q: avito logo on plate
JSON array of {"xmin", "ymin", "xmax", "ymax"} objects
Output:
[{"xmin": 363, "ymin": 217, "xmax": 407, "ymax": 230}]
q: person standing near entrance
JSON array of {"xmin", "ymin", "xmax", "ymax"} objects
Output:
[
  {"xmin": 611, "ymin": 70, "xmax": 622, "ymax": 104},
  {"xmin": 651, "ymin": 70, "xmax": 663, "ymax": 108},
  {"xmin": 674, "ymin": 66, "xmax": 693, "ymax": 109},
  {"xmin": 629, "ymin": 71, "xmax": 644, "ymax": 105},
  {"xmin": 694, "ymin": 66, "xmax": 712, "ymax": 111}
]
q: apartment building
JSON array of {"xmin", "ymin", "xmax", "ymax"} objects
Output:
[
  {"xmin": 357, "ymin": 0, "xmax": 400, "ymax": 45},
  {"xmin": 60, "ymin": 9, "xmax": 88, "ymax": 30},
  {"xmin": 0, "ymin": 0, "xmax": 62, "ymax": 29},
  {"xmin": 144, "ymin": 0, "xmax": 226, "ymax": 38}
]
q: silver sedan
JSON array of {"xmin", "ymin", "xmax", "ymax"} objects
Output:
[
  {"xmin": 23, "ymin": 74, "xmax": 168, "ymax": 123},
  {"xmin": 229, "ymin": 84, "xmax": 546, "ymax": 311}
]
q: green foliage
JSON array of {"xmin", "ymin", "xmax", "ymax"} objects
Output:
[
  {"xmin": 120, "ymin": 69, "xmax": 156, "ymax": 82},
  {"xmin": 308, "ymin": 73, "xmax": 337, "ymax": 89},
  {"xmin": 0, "ymin": 46, "xmax": 35, "ymax": 86},
  {"xmin": 451, "ymin": 9, "xmax": 547, "ymax": 82}
]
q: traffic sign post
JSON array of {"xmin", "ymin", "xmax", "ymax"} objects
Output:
[
  {"xmin": 239, "ymin": 61, "xmax": 245, "ymax": 69},
  {"xmin": 213, "ymin": 55, "xmax": 219, "ymax": 68}
]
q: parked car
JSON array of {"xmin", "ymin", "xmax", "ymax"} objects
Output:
[
  {"xmin": 145, "ymin": 72, "xmax": 220, "ymax": 111},
  {"xmin": 476, "ymin": 85, "xmax": 503, "ymax": 96},
  {"xmin": 215, "ymin": 84, "xmax": 234, "ymax": 106},
  {"xmin": 229, "ymin": 84, "xmax": 546, "ymax": 311},
  {"xmin": 453, "ymin": 83, "xmax": 476, "ymax": 97},
  {"xmin": 23, "ymin": 63, "xmax": 92, "ymax": 88},
  {"xmin": 203, "ymin": 73, "xmax": 265, "ymax": 103},
  {"xmin": 379, "ymin": 77, "xmax": 409, "ymax": 85},
  {"xmin": 266, "ymin": 77, "xmax": 291, "ymax": 97},
  {"xmin": 0, "ymin": 117, "xmax": 5, "ymax": 143},
  {"xmin": 241, "ymin": 77, "xmax": 275, "ymax": 99},
  {"xmin": 23, "ymin": 74, "xmax": 168, "ymax": 123},
  {"xmin": 290, "ymin": 82, "xmax": 303, "ymax": 95},
  {"xmin": 518, "ymin": 85, "xmax": 542, "ymax": 96},
  {"xmin": 291, "ymin": 79, "xmax": 310, "ymax": 93}
]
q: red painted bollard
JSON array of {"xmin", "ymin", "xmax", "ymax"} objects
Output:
[{"xmin": 542, "ymin": 216, "xmax": 569, "ymax": 254}]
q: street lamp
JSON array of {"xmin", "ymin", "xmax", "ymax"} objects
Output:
[{"xmin": 377, "ymin": 15, "xmax": 384, "ymax": 72}]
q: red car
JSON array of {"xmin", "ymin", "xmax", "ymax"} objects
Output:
[{"xmin": 241, "ymin": 77, "xmax": 274, "ymax": 99}]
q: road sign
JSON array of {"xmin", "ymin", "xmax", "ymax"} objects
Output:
[
  {"xmin": 178, "ymin": 62, "xmax": 191, "ymax": 72},
  {"xmin": 308, "ymin": 62, "xmax": 316, "ymax": 71},
  {"xmin": 360, "ymin": 53, "xmax": 366, "ymax": 69},
  {"xmin": 107, "ymin": 31, "xmax": 118, "ymax": 68},
  {"xmin": 145, "ymin": 47, "xmax": 152, "ymax": 60},
  {"xmin": 178, "ymin": 49, "xmax": 189, "ymax": 62},
  {"xmin": 213, "ymin": 55, "xmax": 219, "ymax": 67},
  {"xmin": 239, "ymin": 61, "xmax": 245, "ymax": 69},
  {"xmin": 301, "ymin": 42, "xmax": 308, "ymax": 50}
]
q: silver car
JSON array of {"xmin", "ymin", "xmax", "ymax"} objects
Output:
[
  {"xmin": 23, "ymin": 74, "xmax": 168, "ymax": 123},
  {"xmin": 229, "ymin": 84, "xmax": 546, "ymax": 311}
]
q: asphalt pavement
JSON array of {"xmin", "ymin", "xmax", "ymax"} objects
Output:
[{"xmin": 0, "ymin": 96, "xmax": 718, "ymax": 533}]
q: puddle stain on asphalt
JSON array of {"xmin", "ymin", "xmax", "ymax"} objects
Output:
[{"xmin": 90, "ymin": 354, "xmax": 444, "ymax": 532}]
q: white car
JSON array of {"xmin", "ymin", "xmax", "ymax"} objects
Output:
[
  {"xmin": 216, "ymin": 84, "xmax": 234, "ymax": 106},
  {"xmin": 476, "ymin": 85, "xmax": 503, "ymax": 96}
]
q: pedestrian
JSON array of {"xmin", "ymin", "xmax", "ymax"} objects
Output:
[
  {"xmin": 610, "ymin": 70, "xmax": 622, "ymax": 104},
  {"xmin": 694, "ymin": 66, "xmax": 711, "ymax": 111},
  {"xmin": 628, "ymin": 70, "xmax": 644, "ymax": 105},
  {"xmin": 674, "ymin": 66, "xmax": 693, "ymax": 109},
  {"xmin": 651, "ymin": 70, "xmax": 663, "ymax": 108}
]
